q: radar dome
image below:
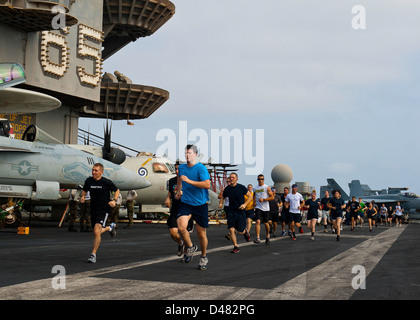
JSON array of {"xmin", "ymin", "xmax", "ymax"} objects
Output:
[{"xmin": 271, "ymin": 164, "xmax": 293, "ymax": 183}]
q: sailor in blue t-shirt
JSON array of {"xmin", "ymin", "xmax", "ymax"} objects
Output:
[{"xmin": 176, "ymin": 145, "xmax": 211, "ymax": 270}]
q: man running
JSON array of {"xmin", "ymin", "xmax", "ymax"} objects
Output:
[
  {"xmin": 177, "ymin": 145, "xmax": 211, "ymax": 270},
  {"xmin": 285, "ymin": 184, "xmax": 305, "ymax": 240},
  {"xmin": 81, "ymin": 163, "xmax": 119, "ymax": 264},
  {"xmin": 253, "ymin": 174, "xmax": 274, "ymax": 244},
  {"xmin": 348, "ymin": 196, "xmax": 360, "ymax": 231},
  {"xmin": 164, "ymin": 162, "xmax": 193, "ymax": 257},
  {"xmin": 279, "ymin": 187, "xmax": 290, "ymax": 236},
  {"xmin": 320, "ymin": 190, "xmax": 331, "ymax": 233},
  {"xmin": 327, "ymin": 190, "xmax": 346, "ymax": 241},
  {"xmin": 268, "ymin": 187, "xmax": 282, "ymax": 237},
  {"xmin": 219, "ymin": 173, "xmax": 252, "ymax": 253}
]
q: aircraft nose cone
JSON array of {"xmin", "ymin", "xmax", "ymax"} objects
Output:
[{"xmin": 111, "ymin": 167, "xmax": 151, "ymax": 190}]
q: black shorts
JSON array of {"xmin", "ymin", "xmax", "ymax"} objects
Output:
[
  {"xmin": 280, "ymin": 210, "xmax": 288, "ymax": 222},
  {"xmin": 350, "ymin": 212, "xmax": 359, "ymax": 220},
  {"xmin": 287, "ymin": 212, "xmax": 302, "ymax": 223},
  {"xmin": 90, "ymin": 209, "xmax": 110, "ymax": 228},
  {"xmin": 254, "ymin": 208, "xmax": 270, "ymax": 223},
  {"xmin": 269, "ymin": 210, "xmax": 279, "ymax": 222},
  {"xmin": 307, "ymin": 211, "xmax": 318, "ymax": 220},
  {"xmin": 245, "ymin": 209, "xmax": 254, "ymax": 220},
  {"xmin": 167, "ymin": 211, "xmax": 178, "ymax": 229}
]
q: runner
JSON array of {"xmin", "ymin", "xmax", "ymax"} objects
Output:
[
  {"xmin": 379, "ymin": 203, "xmax": 388, "ymax": 226},
  {"xmin": 164, "ymin": 163, "xmax": 193, "ymax": 257},
  {"xmin": 219, "ymin": 176, "xmax": 232, "ymax": 241},
  {"xmin": 253, "ymin": 174, "xmax": 274, "ymax": 244},
  {"xmin": 268, "ymin": 187, "xmax": 282, "ymax": 237},
  {"xmin": 304, "ymin": 191, "xmax": 321, "ymax": 240},
  {"xmin": 81, "ymin": 163, "xmax": 119, "ymax": 264},
  {"xmin": 327, "ymin": 190, "xmax": 345, "ymax": 241},
  {"xmin": 177, "ymin": 145, "xmax": 211, "ymax": 270},
  {"xmin": 244, "ymin": 184, "xmax": 255, "ymax": 237},
  {"xmin": 284, "ymin": 184, "xmax": 305, "ymax": 240},
  {"xmin": 371, "ymin": 200, "xmax": 379, "ymax": 228},
  {"xmin": 320, "ymin": 190, "xmax": 331, "ymax": 233},
  {"xmin": 387, "ymin": 205, "xmax": 394, "ymax": 227},
  {"xmin": 366, "ymin": 202, "xmax": 377, "ymax": 232},
  {"xmin": 279, "ymin": 187, "xmax": 290, "ymax": 236},
  {"xmin": 348, "ymin": 196, "xmax": 360, "ymax": 231},
  {"xmin": 357, "ymin": 198, "xmax": 366, "ymax": 228},
  {"xmin": 395, "ymin": 202, "xmax": 404, "ymax": 226},
  {"xmin": 219, "ymin": 173, "xmax": 252, "ymax": 253}
]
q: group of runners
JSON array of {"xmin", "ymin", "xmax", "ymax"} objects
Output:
[
  {"xmin": 335, "ymin": 194, "xmax": 406, "ymax": 231},
  {"xmin": 80, "ymin": 143, "xmax": 406, "ymax": 270},
  {"xmin": 82, "ymin": 144, "xmax": 212, "ymax": 269}
]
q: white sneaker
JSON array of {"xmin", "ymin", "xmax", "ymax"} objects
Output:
[{"xmin": 197, "ymin": 256, "xmax": 208, "ymax": 270}]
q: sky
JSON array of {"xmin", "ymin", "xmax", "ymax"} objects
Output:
[{"xmin": 80, "ymin": 0, "xmax": 420, "ymax": 195}]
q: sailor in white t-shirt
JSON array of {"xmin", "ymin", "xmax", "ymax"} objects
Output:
[
  {"xmin": 395, "ymin": 202, "xmax": 404, "ymax": 226},
  {"xmin": 253, "ymin": 174, "xmax": 274, "ymax": 244},
  {"xmin": 285, "ymin": 184, "xmax": 305, "ymax": 240}
]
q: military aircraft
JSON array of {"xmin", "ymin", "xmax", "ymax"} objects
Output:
[
  {"xmin": 0, "ymin": 125, "xmax": 151, "ymax": 222},
  {"xmin": 321, "ymin": 178, "xmax": 420, "ymax": 219}
]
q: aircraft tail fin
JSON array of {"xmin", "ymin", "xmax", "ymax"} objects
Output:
[
  {"xmin": 326, "ymin": 178, "xmax": 349, "ymax": 199},
  {"xmin": 348, "ymin": 180, "xmax": 365, "ymax": 197}
]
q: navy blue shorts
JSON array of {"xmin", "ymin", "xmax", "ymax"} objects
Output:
[
  {"xmin": 307, "ymin": 211, "xmax": 318, "ymax": 220},
  {"xmin": 331, "ymin": 212, "xmax": 343, "ymax": 221},
  {"xmin": 177, "ymin": 202, "xmax": 209, "ymax": 228},
  {"xmin": 227, "ymin": 210, "xmax": 247, "ymax": 232}
]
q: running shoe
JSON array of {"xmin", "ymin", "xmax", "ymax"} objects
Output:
[
  {"xmin": 197, "ymin": 256, "xmax": 208, "ymax": 270},
  {"xmin": 109, "ymin": 222, "xmax": 116, "ymax": 237},
  {"xmin": 253, "ymin": 238, "xmax": 261, "ymax": 244},
  {"xmin": 299, "ymin": 227, "xmax": 303, "ymax": 234},
  {"xmin": 183, "ymin": 244, "xmax": 198, "ymax": 263},
  {"xmin": 280, "ymin": 230, "xmax": 286, "ymax": 236},
  {"xmin": 86, "ymin": 253, "xmax": 96, "ymax": 263},
  {"xmin": 265, "ymin": 237, "xmax": 270, "ymax": 245},
  {"xmin": 231, "ymin": 247, "xmax": 240, "ymax": 254},
  {"xmin": 244, "ymin": 229, "xmax": 251, "ymax": 242}
]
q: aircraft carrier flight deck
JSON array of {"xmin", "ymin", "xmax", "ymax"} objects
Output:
[{"xmin": 1, "ymin": 221, "xmax": 419, "ymax": 302}]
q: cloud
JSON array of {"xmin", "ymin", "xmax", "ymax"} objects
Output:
[{"xmin": 329, "ymin": 162, "xmax": 356, "ymax": 175}]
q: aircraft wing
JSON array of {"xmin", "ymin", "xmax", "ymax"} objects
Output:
[
  {"xmin": 364, "ymin": 198, "xmax": 408, "ymax": 204},
  {"xmin": 0, "ymin": 145, "xmax": 36, "ymax": 153}
]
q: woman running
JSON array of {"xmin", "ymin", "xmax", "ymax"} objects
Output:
[
  {"xmin": 366, "ymin": 202, "xmax": 377, "ymax": 231},
  {"xmin": 304, "ymin": 191, "xmax": 321, "ymax": 240}
]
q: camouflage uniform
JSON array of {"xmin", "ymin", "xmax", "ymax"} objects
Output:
[
  {"xmin": 79, "ymin": 191, "xmax": 91, "ymax": 231},
  {"xmin": 68, "ymin": 189, "xmax": 78, "ymax": 232},
  {"xmin": 125, "ymin": 190, "xmax": 137, "ymax": 228}
]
